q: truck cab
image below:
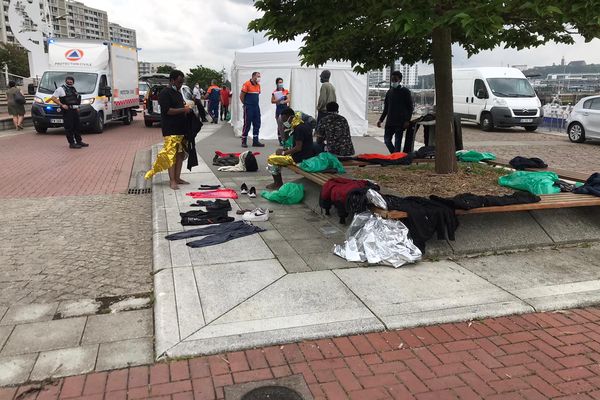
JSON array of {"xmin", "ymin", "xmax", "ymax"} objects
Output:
[
  {"xmin": 31, "ymin": 39, "xmax": 139, "ymax": 134},
  {"xmin": 453, "ymin": 67, "xmax": 542, "ymax": 132}
]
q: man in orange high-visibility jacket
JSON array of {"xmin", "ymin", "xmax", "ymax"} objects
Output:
[{"xmin": 239, "ymin": 72, "xmax": 264, "ymax": 148}]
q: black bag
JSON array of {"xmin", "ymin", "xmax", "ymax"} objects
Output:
[
  {"xmin": 243, "ymin": 151, "xmax": 258, "ymax": 172},
  {"xmin": 13, "ymin": 91, "xmax": 26, "ymax": 105}
]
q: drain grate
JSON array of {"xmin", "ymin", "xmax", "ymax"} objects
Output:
[
  {"xmin": 241, "ymin": 386, "xmax": 304, "ymax": 400},
  {"xmin": 127, "ymin": 188, "xmax": 152, "ymax": 195}
]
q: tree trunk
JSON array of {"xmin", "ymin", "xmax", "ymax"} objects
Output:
[{"xmin": 431, "ymin": 26, "xmax": 457, "ymax": 174}]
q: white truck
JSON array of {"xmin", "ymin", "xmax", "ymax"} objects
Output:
[
  {"xmin": 32, "ymin": 39, "xmax": 139, "ymax": 133},
  {"xmin": 453, "ymin": 67, "xmax": 542, "ymax": 132}
]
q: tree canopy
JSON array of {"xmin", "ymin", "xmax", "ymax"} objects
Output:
[
  {"xmin": 0, "ymin": 43, "xmax": 30, "ymax": 78},
  {"xmin": 186, "ymin": 65, "xmax": 223, "ymax": 88},
  {"xmin": 156, "ymin": 65, "xmax": 175, "ymax": 74},
  {"xmin": 250, "ymin": 0, "xmax": 600, "ymax": 173}
]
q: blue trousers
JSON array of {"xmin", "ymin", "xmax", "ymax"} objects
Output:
[
  {"xmin": 208, "ymin": 101, "xmax": 219, "ymax": 121},
  {"xmin": 242, "ymin": 104, "xmax": 261, "ymax": 141}
]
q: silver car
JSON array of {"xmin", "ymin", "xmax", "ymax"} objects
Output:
[{"xmin": 566, "ymin": 95, "xmax": 600, "ymax": 143}]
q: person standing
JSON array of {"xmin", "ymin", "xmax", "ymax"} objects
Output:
[
  {"xmin": 6, "ymin": 81, "xmax": 25, "ymax": 131},
  {"xmin": 51, "ymin": 76, "xmax": 88, "ymax": 149},
  {"xmin": 316, "ymin": 70, "xmax": 336, "ymax": 125},
  {"xmin": 145, "ymin": 70, "xmax": 192, "ymax": 190},
  {"xmin": 377, "ymin": 71, "xmax": 414, "ymax": 153},
  {"xmin": 193, "ymin": 83, "xmax": 208, "ymax": 122},
  {"xmin": 240, "ymin": 72, "xmax": 264, "ymax": 148},
  {"xmin": 271, "ymin": 77, "xmax": 290, "ymax": 145},
  {"xmin": 220, "ymin": 85, "xmax": 231, "ymax": 121},
  {"xmin": 205, "ymin": 79, "xmax": 221, "ymax": 124}
]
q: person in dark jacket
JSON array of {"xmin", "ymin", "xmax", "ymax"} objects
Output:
[{"xmin": 377, "ymin": 71, "xmax": 414, "ymax": 154}]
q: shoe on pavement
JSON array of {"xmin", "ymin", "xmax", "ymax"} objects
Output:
[
  {"xmin": 241, "ymin": 141, "xmax": 248, "ymax": 148},
  {"xmin": 69, "ymin": 143, "xmax": 82, "ymax": 149},
  {"xmin": 78, "ymin": 142, "xmax": 89, "ymax": 147},
  {"xmin": 240, "ymin": 183, "xmax": 248, "ymax": 194},
  {"xmin": 242, "ymin": 207, "xmax": 269, "ymax": 222},
  {"xmin": 248, "ymin": 187, "xmax": 256, "ymax": 198},
  {"xmin": 252, "ymin": 141, "xmax": 265, "ymax": 147}
]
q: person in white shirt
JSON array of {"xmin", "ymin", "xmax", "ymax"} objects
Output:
[
  {"xmin": 50, "ymin": 76, "xmax": 89, "ymax": 149},
  {"xmin": 192, "ymin": 83, "xmax": 208, "ymax": 122}
]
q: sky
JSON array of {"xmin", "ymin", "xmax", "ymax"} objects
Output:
[{"xmin": 84, "ymin": 0, "xmax": 600, "ymax": 75}]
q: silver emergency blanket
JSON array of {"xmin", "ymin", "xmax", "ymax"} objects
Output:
[
  {"xmin": 366, "ymin": 188, "xmax": 387, "ymax": 210},
  {"xmin": 333, "ymin": 212, "xmax": 422, "ymax": 267}
]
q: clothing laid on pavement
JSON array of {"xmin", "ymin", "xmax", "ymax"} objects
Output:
[
  {"xmin": 165, "ymin": 220, "xmax": 248, "ymax": 240},
  {"xmin": 180, "ymin": 215, "xmax": 235, "ymax": 226},
  {"xmin": 573, "ymin": 173, "xmax": 600, "ymax": 197},
  {"xmin": 191, "ymin": 199, "xmax": 232, "ymax": 211},
  {"xmin": 217, "ymin": 150, "xmax": 259, "ymax": 172},
  {"xmin": 186, "ymin": 189, "xmax": 239, "ymax": 199},
  {"xmin": 456, "ymin": 150, "xmax": 496, "ymax": 163},
  {"xmin": 355, "ymin": 152, "xmax": 412, "ymax": 166},
  {"xmin": 509, "ymin": 156, "xmax": 548, "ymax": 171},
  {"xmin": 187, "ymin": 224, "xmax": 265, "ymax": 248}
]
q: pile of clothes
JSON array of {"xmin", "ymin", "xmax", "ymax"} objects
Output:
[{"xmin": 213, "ymin": 151, "xmax": 259, "ymax": 172}]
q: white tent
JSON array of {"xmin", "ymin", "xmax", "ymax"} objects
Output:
[{"xmin": 231, "ymin": 40, "xmax": 368, "ymax": 141}]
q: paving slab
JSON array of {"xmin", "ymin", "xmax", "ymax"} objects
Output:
[
  {"xmin": 154, "ymin": 269, "xmax": 180, "ymax": 358},
  {"xmin": 0, "ymin": 325, "xmax": 12, "ymax": 350},
  {"xmin": 1, "ymin": 317, "xmax": 86, "ymax": 356},
  {"xmin": 95, "ymin": 338, "xmax": 154, "ymax": 371},
  {"xmin": 449, "ymin": 212, "xmax": 554, "ymax": 254},
  {"xmin": 0, "ymin": 303, "xmax": 59, "ymax": 326},
  {"xmin": 82, "ymin": 309, "xmax": 152, "ymax": 344},
  {"xmin": 56, "ymin": 299, "xmax": 100, "ymax": 319},
  {"xmin": 457, "ymin": 246, "xmax": 600, "ymax": 311},
  {"xmin": 29, "ymin": 345, "xmax": 98, "ymax": 381},
  {"xmin": 188, "ymin": 233, "xmax": 275, "ymax": 267},
  {"xmin": 334, "ymin": 262, "xmax": 533, "ymax": 329},
  {"xmin": 532, "ymin": 207, "xmax": 600, "ymax": 244},
  {"xmin": 0, "ymin": 354, "xmax": 37, "ymax": 386},
  {"xmin": 194, "ymin": 259, "xmax": 286, "ymax": 325}
]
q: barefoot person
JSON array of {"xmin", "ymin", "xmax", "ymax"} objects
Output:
[
  {"xmin": 145, "ymin": 70, "xmax": 192, "ymax": 190},
  {"xmin": 6, "ymin": 81, "xmax": 25, "ymax": 131}
]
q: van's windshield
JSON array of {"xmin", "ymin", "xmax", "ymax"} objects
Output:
[
  {"xmin": 38, "ymin": 72, "xmax": 98, "ymax": 95},
  {"xmin": 486, "ymin": 78, "xmax": 536, "ymax": 98}
]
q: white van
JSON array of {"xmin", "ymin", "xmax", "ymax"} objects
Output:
[{"xmin": 453, "ymin": 67, "xmax": 542, "ymax": 132}]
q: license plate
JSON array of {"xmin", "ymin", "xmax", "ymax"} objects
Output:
[
  {"xmin": 520, "ymin": 119, "xmax": 533, "ymax": 123},
  {"xmin": 50, "ymin": 118, "xmax": 63, "ymax": 124},
  {"xmin": 153, "ymin": 101, "xmax": 161, "ymax": 113}
]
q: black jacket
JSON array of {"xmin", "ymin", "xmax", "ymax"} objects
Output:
[{"xmin": 380, "ymin": 86, "xmax": 414, "ymax": 127}]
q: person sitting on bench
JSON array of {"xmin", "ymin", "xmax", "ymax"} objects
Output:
[
  {"xmin": 315, "ymin": 102, "xmax": 355, "ymax": 157},
  {"xmin": 267, "ymin": 107, "xmax": 316, "ymax": 189}
]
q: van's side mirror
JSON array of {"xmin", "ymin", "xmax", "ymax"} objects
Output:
[
  {"xmin": 103, "ymin": 87, "xmax": 112, "ymax": 97},
  {"xmin": 476, "ymin": 89, "xmax": 488, "ymax": 99}
]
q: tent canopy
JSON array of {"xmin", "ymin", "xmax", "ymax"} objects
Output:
[{"xmin": 230, "ymin": 40, "xmax": 368, "ymax": 140}]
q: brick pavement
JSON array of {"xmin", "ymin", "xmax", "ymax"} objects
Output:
[
  {"xmin": 3, "ymin": 307, "xmax": 600, "ymax": 399},
  {"xmin": 0, "ymin": 118, "xmax": 162, "ymax": 198}
]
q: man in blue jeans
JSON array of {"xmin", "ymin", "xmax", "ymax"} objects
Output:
[{"xmin": 239, "ymin": 72, "xmax": 264, "ymax": 148}]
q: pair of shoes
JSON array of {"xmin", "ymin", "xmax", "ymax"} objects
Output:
[
  {"xmin": 16, "ymin": 125, "xmax": 23, "ymax": 131},
  {"xmin": 240, "ymin": 183, "xmax": 256, "ymax": 198},
  {"xmin": 252, "ymin": 141, "xmax": 265, "ymax": 147},
  {"xmin": 78, "ymin": 142, "xmax": 89, "ymax": 147},
  {"xmin": 242, "ymin": 207, "xmax": 269, "ymax": 222},
  {"xmin": 69, "ymin": 143, "xmax": 82, "ymax": 149},
  {"xmin": 241, "ymin": 141, "xmax": 248, "ymax": 148}
]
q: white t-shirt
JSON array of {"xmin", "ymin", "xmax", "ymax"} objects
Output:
[
  {"xmin": 52, "ymin": 86, "xmax": 66, "ymax": 98},
  {"xmin": 193, "ymin": 86, "xmax": 202, "ymax": 100}
]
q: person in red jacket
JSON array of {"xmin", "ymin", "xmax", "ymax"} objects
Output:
[{"xmin": 220, "ymin": 85, "xmax": 232, "ymax": 121}]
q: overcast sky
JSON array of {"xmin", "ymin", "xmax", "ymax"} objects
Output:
[{"xmin": 84, "ymin": 0, "xmax": 600, "ymax": 75}]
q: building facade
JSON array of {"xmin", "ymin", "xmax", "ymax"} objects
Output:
[
  {"xmin": 1, "ymin": 0, "xmax": 136, "ymax": 46},
  {"xmin": 368, "ymin": 62, "xmax": 419, "ymax": 88},
  {"xmin": 138, "ymin": 61, "xmax": 176, "ymax": 76}
]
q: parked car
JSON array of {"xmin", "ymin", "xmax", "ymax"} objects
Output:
[
  {"xmin": 566, "ymin": 95, "xmax": 600, "ymax": 143},
  {"xmin": 144, "ymin": 82, "xmax": 196, "ymax": 128},
  {"xmin": 138, "ymin": 81, "xmax": 150, "ymax": 104}
]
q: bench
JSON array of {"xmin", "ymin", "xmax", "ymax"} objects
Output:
[
  {"xmin": 285, "ymin": 164, "xmax": 600, "ymax": 220},
  {"xmin": 484, "ymin": 158, "xmax": 589, "ymax": 183}
]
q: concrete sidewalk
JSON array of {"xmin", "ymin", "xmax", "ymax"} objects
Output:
[{"xmin": 152, "ymin": 123, "xmax": 600, "ymax": 362}]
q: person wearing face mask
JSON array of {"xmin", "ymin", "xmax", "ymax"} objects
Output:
[
  {"xmin": 145, "ymin": 70, "xmax": 192, "ymax": 190},
  {"xmin": 266, "ymin": 107, "xmax": 316, "ymax": 189},
  {"xmin": 377, "ymin": 70, "xmax": 414, "ymax": 154},
  {"xmin": 51, "ymin": 76, "xmax": 88, "ymax": 149},
  {"xmin": 316, "ymin": 70, "xmax": 336, "ymax": 126},
  {"xmin": 271, "ymin": 77, "xmax": 291, "ymax": 145},
  {"xmin": 239, "ymin": 71, "xmax": 264, "ymax": 148}
]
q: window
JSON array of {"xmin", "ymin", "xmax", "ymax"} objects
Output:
[
  {"xmin": 583, "ymin": 100, "xmax": 593, "ymax": 109},
  {"xmin": 590, "ymin": 98, "xmax": 600, "ymax": 111},
  {"xmin": 474, "ymin": 79, "xmax": 488, "ymax": 98},
  {"xmin": 486, "ymin": 78, "xmax": 536, "ymax": 98}
]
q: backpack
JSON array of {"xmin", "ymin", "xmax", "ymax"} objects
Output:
[
  {"xmin": 13, "ymin": 91, "xmax": 26, "ymax": 105},
  {"xmin": 243, "ymin": 151, "xmax": 258, "ymax": 172}
]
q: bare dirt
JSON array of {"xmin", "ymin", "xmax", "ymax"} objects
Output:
[{"xmin": 352, "ymin": 162, "xmax": 515, "ymax": 198}]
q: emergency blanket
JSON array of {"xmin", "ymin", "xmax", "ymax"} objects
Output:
[
  {"xmin": 267, "ymin": 154, "xmax": 295, "ymax": 166},
  {"xmin": 498, "ymin": 171, "xmax": 560, "ymax": 195},
  {"xmin": 333, "ymin": 212, "xmax": 422, "ymax": 268},
  {"xmin": 299, "ymin": 152, "xmax": 346, "ymax": 173},
  {"xmin": 186, "ymin": 189, "xmax": 239, "ymax": 199},
  {"xmin": 145, "ymin": 136, "xmax": 186, "ymax": 180}
]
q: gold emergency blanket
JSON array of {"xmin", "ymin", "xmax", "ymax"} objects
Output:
[
  {"xmin": 145, "ymin": 135, "xmax": 186, "ymax": 180},
  {"xmin": 267, "ymin": 154, "xmax": 295, "ymax": 166}
]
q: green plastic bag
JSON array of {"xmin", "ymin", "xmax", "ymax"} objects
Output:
[
  {"xmin": 456, "ymin": 150, "xmax": 496, "ymax": 162},
  {"xmin": 226, "ymin": 111, "xmax": 231, "ymax": 121},
  {"xmin": 498, "ymin": 171, "xmax": 560, "ymax": 195},
  {"xmin": 298, "ymin": 152, "xmax": 346, "ymax": 173},
  {"xmin": 261, "ymin": 182, "xmax": 304, "ymax": 204}
]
